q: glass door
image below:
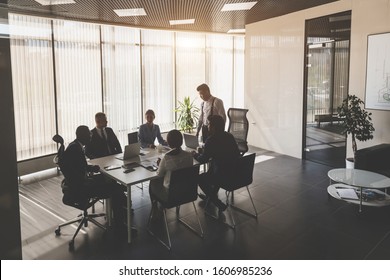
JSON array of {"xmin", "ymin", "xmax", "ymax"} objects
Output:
[{"xmin": 303, "ymin": 11, "xmax": 351, "ymax": 167}]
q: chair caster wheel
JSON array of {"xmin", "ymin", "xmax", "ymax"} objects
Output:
[{"xmin": 55, "ymin": 228, "xmax": 61, "ymax": 236}]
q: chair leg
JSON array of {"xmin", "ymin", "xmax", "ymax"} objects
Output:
[
  {"xmin": 229, "ymin": 186, "xmax": 258, "ymax": 218},
  {"xmin": 147, "ymin": 202, "xmax": 172, "ymax": 250},
  {"xmin": 176, "ymin": 202, "xmax": 204, "ymax": 238}
]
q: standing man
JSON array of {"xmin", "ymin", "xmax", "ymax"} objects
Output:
[
  {"xmin": 192, "ymin": 115, "xmax": 240, "ymax": 211},
  {"xmin": 196, "ymin": 83, "xmax": 226, "ymax": 143},
  {"xmin": 85, "ymin": 112, "xmax": 122, "ymax": 159}
]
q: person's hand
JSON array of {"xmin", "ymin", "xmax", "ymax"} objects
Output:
[
  {"xmin": 92, "ymin": 165, "xmax": 100, "ymax": 173},
  {"xmin": 156, "ymin": 157, "xmax": 161, "ymax": 166}
]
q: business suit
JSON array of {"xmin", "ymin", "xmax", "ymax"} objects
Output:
[
  {"xmin": 85, "ymin": 127, "xmax": 122, "ymax": 159},
  {"xmin": 61, "ymin": 139, "xmax": 126, "ymax": 227},
  {"xmin": 193, "ymin": 131, "xmax": 240, "ymax": 210}
]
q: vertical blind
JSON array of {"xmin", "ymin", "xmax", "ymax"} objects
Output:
[{"xmin": 9, "ymin": 14, "xmax": 245, "ymax": 161}]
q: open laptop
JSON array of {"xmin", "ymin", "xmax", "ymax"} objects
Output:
[
  {"xmin": 115, "ymin": 142, "xmax": 141, "ymax": 160},
  {"xmin": 183, "ymin": 133, "xmax": 200, "ymax": 149}
]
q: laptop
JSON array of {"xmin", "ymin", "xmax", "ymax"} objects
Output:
[
  {"xmin": 115, "ymin": 142, "xmax": 141, "ymax": 160},
  {"xmin": 183, "ymin": 133, "xmax": 200, "ymax": 149}
]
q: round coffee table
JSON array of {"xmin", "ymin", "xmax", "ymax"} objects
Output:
[{"xmin": 327, "ymin": 168, "xmax": 390, "ymax": 212}]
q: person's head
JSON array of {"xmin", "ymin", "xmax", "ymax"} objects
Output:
[
  {"xmin": 95, "ymin": 112, "xmax": 107, "ymax": 129},
  {"xmin": 207, "ymin": 115, "xmax": 225, "ymax": 135},
  {"xmin": 166, "ymin": 129, "xmax": 183, "ymax": 149},
  {"xmin": 145, "ymin": 109, "xmax": 155, "ymax": 124},
  {"xmin": 76, "ymin": 125, "xmax": 91, "ymax": 145},
  {"xmin": 197, "ymin": 83, "xmax": 211, "ymax": 101}
]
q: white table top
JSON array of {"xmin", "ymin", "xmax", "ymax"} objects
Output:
[{"xmin": 328, "ymin": 168, "xmax": 390, "ymax": 189}]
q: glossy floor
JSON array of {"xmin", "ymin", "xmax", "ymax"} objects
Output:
[{"xmin": 19, "ymin": 148, "xmax": 390, "ymax": 260}]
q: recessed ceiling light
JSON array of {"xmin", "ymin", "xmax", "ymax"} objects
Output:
[
  {"xmin": 227, "ymin": 29, "xmax": 246, "ymax": 34},
  {"xmin": 221, "ymin": 1, "xmax": 257, "ymax": 12},
  {"xmin": 114, "ymin": 8, "xmax": 147, "ymax": 17},
  {"xmin": 169, "ymin": 19, "xmax": 195, "ymax": 25},
  {"xmin": 34, "ymin": 0, "xmax": 75, "ymax": 5}
]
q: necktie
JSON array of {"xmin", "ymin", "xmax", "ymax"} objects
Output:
[{"xmin": 102, "ymin": 128, "xmax": 112, "ymax": 154}]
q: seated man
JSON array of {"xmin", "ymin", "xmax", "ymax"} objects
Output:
[
  {"xmin": 149, "ymin": 129, "xmax": 193, "ymax": 203},
  {"xmin": 138, "ymin": 109, "xmax": 167, "ymax": 149},
  {"xmin": 85, "ymin": 112, "xmax": 122, "ymax": 159},
  {"xmin": 61, "ymin": 125, "xmax": 127, "ymax": 232},
  {"xmin": 192, "ymin": 115, "xmax": 240, "ymax": 211}
]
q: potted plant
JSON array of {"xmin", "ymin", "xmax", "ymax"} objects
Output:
[
  {"xmin": 337, "ymin": 94, "xmax": 375, "ymax": 168},
  {"xmin": 175, "ymin": 96, "xmax": 200, "ymax": 133}
]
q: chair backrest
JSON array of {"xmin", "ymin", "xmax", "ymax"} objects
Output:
[
  {"xmin": 52, "ymin": 134, "xmax": 65, "ymax": 165},
  {"xmin": 164, "ymin": 165, "xmax": 200, "ymax": 209},
  {"xmin": 223, "ymin": 153, "xmax": 255, "ymax": 191},
  {"xmin": 128, "ymin": 131, "xmax": 138, "ymax": 144},
  {"xmin": 227, "ymin": 108, "xmax": 249, "ymax": 155}
]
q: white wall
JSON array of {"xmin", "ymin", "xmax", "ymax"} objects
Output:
[{"xmin": 245, "ymin": 0, "xmax": 390, "ymax": 159}]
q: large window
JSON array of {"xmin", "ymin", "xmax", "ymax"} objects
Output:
[
  {"xmin": 9, "ymin": 14, "xmax": 56, "ymax": 160},
  {"xmin": 101, "ymin": 26, "xmax": 142, "ymax": 145},
  {"xmin": 9, "ymin": 14, "xmax": 245, "ymax": 162}
]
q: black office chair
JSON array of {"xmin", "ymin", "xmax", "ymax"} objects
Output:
[
  {"xmin": 206, "ymin": 153, "xmax": 257, "ymax": 229},
  {"xmin": 128, "ymin": 131, "xmax": 138, "ymax": 144},
  {"xmin": 227, "ymin": 108, "xmax": 249, "ymax": 156},
  {"xmin": 147, "ymin": 165, "xmax": 203, "ymax": 250},
  {"xmin": 52, "ymin": 134, "xmax": 106, "ymax": 250}
]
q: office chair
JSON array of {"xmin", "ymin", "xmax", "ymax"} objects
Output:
[
  {"xmin": 205, "ymin": 153, "xmax": 257, "ymax": 229},
  {"xmin": 227, "ymin": 108, "xmax": 249, "ymax": 156},
  {"xmin": 147, "ymin": 165, "xmax": 203, "ymax": 250},
  {"xmin": 52, "ymin": 134, "xmax": 106, "ymax": 250}
]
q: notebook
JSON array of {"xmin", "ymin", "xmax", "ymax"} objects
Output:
[
  {"xmin": 115, "ymin": 142, "xmax": 141, "ymax": 160},
  {"xmin": 183, "ymin": 133, "xmax": 200, "ymax": 149}
]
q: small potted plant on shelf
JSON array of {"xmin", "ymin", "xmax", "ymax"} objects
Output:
[
  {"xmin": 337, "ymin": 94, "xmax": 375, "ymax": 168},
  {"xmin": 175, "ymin": 96, "xmax": 199, "ymax": 133}
]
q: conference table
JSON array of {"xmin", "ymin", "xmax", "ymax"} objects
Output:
[{"xmin": 89, "ymin": 146, "xmax": 199, "ymax": 244}]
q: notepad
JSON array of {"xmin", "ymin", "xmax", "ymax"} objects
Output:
[{"xmin": 337, "ymin": 188, "xmax": 359, "ymax": 200}]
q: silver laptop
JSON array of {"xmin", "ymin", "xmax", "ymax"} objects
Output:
[
  {"xmin": 183, "ymin": 133, "xmax": 200, "ymax": 149},
  {"xmin": 115, "ymin": 142, "xmax": 141, "ymax": 160}
]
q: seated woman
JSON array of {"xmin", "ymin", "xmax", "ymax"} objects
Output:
[
  {"xmin": 138, "ymin": 109, "xmax": 167, "ymax": 148},
  {"xmin": 149, "ymin": 129, "xmax": 193, "ymax": 203}
]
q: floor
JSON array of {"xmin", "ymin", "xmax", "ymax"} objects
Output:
[{"xmin": 19, "ymin": 147, "xmax": 390, "ymax": 260}]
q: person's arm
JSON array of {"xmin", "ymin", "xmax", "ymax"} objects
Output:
[
  {"xmin": 138, "ymin": 125, "xmax": 149, "ymax": 148},
  {"xmin": 155, "ymin": 125, "xmax": 167, "ymax": 145},
  {"xmin": 156, "ymin": 155, "xmax": 167, "ymax": 176},
  {"xmin": 193, "ymin": 139, "xmax": 212, "ymax": 164},
  {"xmin": 196, "ymin": 102, "xmax": 204, "ymax": 136},
  {"xmin": 215, "ymin": 98, "xmax": 226, "ymax": 124},
  {"xmin": 109, "ymin": 128, "xmax": 122, "ymax": 153}
]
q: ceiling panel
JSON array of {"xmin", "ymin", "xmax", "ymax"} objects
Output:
[{"xmin": 6, "ymin": 0, "xmax": 340, "ymax": 33}]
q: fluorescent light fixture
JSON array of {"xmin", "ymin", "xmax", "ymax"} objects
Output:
[
  {"xmin": 221, "ymin": 1, "xmax": 257, "ymax": 11},
  {"xmin": 169, "ymin": 19, "xmax": 195, "ymax": 25},
  {"xmin": 34, "ymin": 0, "xmax": 75, "ymax": 5},
  {"xmin": 227, "ymin": 28, "xmax": 245, "ymax": 34},
  {"xmin": 114, "ymin": 8, "xmax": 147, "ymax": 17}
]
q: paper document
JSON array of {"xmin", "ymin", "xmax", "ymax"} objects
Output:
[{"xmin": 337, "ymin": 188, "xmax": 359, "ymax": 200}]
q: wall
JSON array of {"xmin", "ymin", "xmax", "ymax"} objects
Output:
[
  {"xmin": 245, "ymin": 0, "xmax": 390, "ymax": 158},
  {"xmin": 0, "ymin": 7, "xmax": 22, "ymax": 259}
]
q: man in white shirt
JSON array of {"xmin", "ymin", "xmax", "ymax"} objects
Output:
[{"xmin": 195, "ymin": 83, "xmax": 226, "ymax": 142}]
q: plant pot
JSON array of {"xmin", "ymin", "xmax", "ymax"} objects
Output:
[{"xmin": 345, "ymin": 158, "xmax": 354, "ymax": 169}]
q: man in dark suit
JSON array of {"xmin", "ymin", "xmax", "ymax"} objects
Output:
[
  {"xmin": 61, "ymin": 125, "xmax": 126, "ymax": 232},
  {"xmin": 85, "ymin": 112, "xmax": 122, "ymax": 159},
  {"xmin": 192, "ymin": 115, "xmax": 240, "ymax": 211}
]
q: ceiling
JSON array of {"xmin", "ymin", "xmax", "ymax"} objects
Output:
[{"xmin": 5, "ymin": 0, "xmax": 340, "ymax": 34}]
